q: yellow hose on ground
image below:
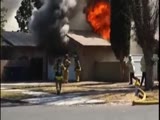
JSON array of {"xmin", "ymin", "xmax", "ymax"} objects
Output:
[
  {"xmin": 132, "ymin": 80, "xmax": 159, "ymax": 105},
  {"xmin": 132, "ymin": 100, "xmax": 159, "ymax": 105}
]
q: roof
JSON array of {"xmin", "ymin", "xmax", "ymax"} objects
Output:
[
  {"xmin": 67, "ymin": 31, "xmax": 111, "ymax": 46},
  {"xmin": 1, "ymin": 40, "xmax": 12, "ymax": 46},
  {"xmin": 1, "ymin": 31, "xmax": 37, "ymax": 47}
]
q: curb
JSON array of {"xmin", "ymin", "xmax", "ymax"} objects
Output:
[
  {"xmin": 83, "ymin": 102, "xmax": 106, "ymax": 105},
  {"xmin": 1, "ymin": 99, "xmax": 133, "ymax": 107}
]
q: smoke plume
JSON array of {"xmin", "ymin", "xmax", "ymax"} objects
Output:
[{"xmin": 29, "ymin": 0, "xmax": 77, "ymax": 56}]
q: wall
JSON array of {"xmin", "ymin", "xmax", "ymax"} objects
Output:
[
  {"xmin": 13, "ymin": 47, "xmax": 47, "ymax": 81},
  {"xmin": 0, "ymin": 60, "xmax": 9, "ymax": 81},
  {"xmin": 12, "ymin": 47, "xmax": 45, "ymax": 59},
  {"xmin": 1, "ymin": 47, "xmax": 47, "ymax": 81},
  {"xmin": 95, "ymin": 62, "xmax": 128, "ymax": 82},
  {"xmin": 78, "ymin": 46, "xmax": 122, "ymax": 81}
]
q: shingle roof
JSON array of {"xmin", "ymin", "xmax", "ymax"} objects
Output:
[
  {"xmin": 1, "ymin": 31, "xmax": 37, "ymax": 47},
  {"xmin": 1, "ymin": 39, "xmax": 12, "ymax": 46},
  {"xmin": 67, "ymin": 31, "xmax": 111, "ymax": 46}
]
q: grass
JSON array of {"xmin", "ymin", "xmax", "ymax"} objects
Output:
[
  {"xmin": 26, "ymin": 86, "xmax": 91, "ymax": 94},
  {"xmin": 1, "ymin": 91, "xmax": 33, "ymax": 100},
  {"xmin": 9, "ymin": 85, "xmax": 54, "ymax": 90},
  {"xmin": 88, "ymin": 92, "xmax": 139, "ymax": 103},
  {"xmin": 6, "ymin": 82, "xmax": 82, "ymax": 90},
  {"xmin": 1, "ymin": 82, "xmax": 159, "ymax": 103},
  {"xmin": 14, "ymin": 85, "xmax": 159, "ymax": 102},
  {"xmin": 145, "ymin": 89, "xmax": 159, "ymax": 101}
]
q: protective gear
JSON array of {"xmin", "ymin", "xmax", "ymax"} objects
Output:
[
  {"xmin": 55, "ymin": 76, "xmax": 63, "ymax": 81},
  {"xmin": 54, "ymin": 59, "xmax": 64, "ymax": 95},
  {"xmin": 134, "ymin": 79, "xmax": 140, "ymax": 86},
  {"xmin": 74, "ymin": 58, "xmax": 81, "ymax": 82},
  {"xmin": 125, "ymin": 56, "xmax": 139, "ymax": 84},
  {"xmin": 126, "ymin": 60, "xmax": 135, "ymax": 73},
  {"xmin": 63, "ymin": 69, "xmax": 69, "ymax": 83},
  {"xmin": 63, "ymin": 55, "xmax": 71, "ymax": 83},
  {"xmin": 75, "ymin": 69, "xmax": 81, "ymax": 82}
]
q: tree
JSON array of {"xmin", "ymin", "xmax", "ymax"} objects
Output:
[
  {"xmin": 15, "ymin": 0, "xmax": 42, "ymax": 32},
  {"xmin": 1, "ymin": 0, "xmax": 7, "ymax": 31},
  {"xmin": 1, "ymin": 0, "xmax": 7, "ymax": 46},
  {"xmin": 110, "ymin": 0, "xmax": 131, "ymax": 81},
  {"xmin": 131, "ymin": 0, "xmax": 159, "ymax": 90}
]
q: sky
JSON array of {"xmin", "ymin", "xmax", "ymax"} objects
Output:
[
  {"xmin": 1, "ymin": 0, "xmax": 159, "ymax": 40},
  {"xmin": 2, "ymin": 0, "xmax": 22, "ymax": 31}
]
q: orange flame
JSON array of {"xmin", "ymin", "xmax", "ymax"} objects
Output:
[{"xmin": 86, "ymin": 0, "xmax": 110, "ymax": 40}]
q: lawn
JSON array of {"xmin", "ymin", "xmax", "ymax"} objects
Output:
[
  {"xmin": 1, "ymin": 82, "xmax": 159, "ymax": 103},
  {"xmin": 1, "ymin": 91, "xmax": 34, "ymax": 100}
]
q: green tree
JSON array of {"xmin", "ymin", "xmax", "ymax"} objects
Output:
[
  {"xmin": 1, "ymin": 0, "xmax": 7, "ymax": 45},
  {"xmin": 15, "ymin": 0, "xmax": 42, "ymax": 32},
  {"xmin": 1, "ymin": 0, "xmax": 7, "ymax": 31},
  {"xmin": 110, "ymin": 0, "xmax": 131, "ymax": 81},
  {"xmin": 131, "ymin": 0, "xmax": 159, "ymax": 90}
]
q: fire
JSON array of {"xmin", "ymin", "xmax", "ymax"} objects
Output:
[{"xmin": 86, "ymin": 0, "xmax": 110, "ymax": 40}]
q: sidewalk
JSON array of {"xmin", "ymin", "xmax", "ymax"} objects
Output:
[
  {"xmin": 1, "ymin": 81, "xmax": 127, "ymax": 87},
  {"xmin": 1, "ymin": 81, "xmax": 136, "ymax": 88},
  {"xmin": 1, "ymin": 81, "xmax": 159, "ymax": 107}
]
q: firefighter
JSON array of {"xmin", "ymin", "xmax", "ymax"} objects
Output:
[
  {"xmin": 140, "ymin": 55, "xmax": 146, "ymax": 86},
  {"xmin": 74, "ymin": 55, "xmax": 81, "ymax": 82},
  {"xmin": 54, "ymin": 58, "xmax": 64, "ymax": 95},
  {"xmin": 140, "ymin": 54, "xmax": 159, "ymax": 86},
  {"xmin": 63, "ymin": 54, "xmax": 71, "ymax": 83},
  {"xmin": 126, "ymin": 55, "xmax": 140, "ymax": 85}
]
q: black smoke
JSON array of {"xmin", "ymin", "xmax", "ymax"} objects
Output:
[{"xmin": 29, "ymin": 0, "xmax": 77, "ymax": 56}]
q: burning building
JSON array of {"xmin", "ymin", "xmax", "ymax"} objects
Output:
[
  {"xmin": 66, "ymin": 0, "xmax": 158, "ymax": 82},
  {"xmin": 66, "ymin": 0, "xmax": 127, "ymax": 82},
  {"xmin": 29, "ymin": 0, "xmax": 122, "ymax": 82},
  {"xmin": 1, "ymin": 0, "xmax": 157, "ymax": 82}
]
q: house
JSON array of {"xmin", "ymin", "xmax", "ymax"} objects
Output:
[
  {"xmin": 1, "ymin": 31, "xmax": 158, "ymax": 82},
  {"xmin": 1, "ymin": 31, "xmax": 128, "ymax": 82},
  {"xmin": 1, "ymin": 31, "xmax": 48, "ymax": 82},
  {"xmin": 68, "ymin": 0, "xmax": 159, "ymax": 81},
  {"xmin": 1, "ymin": 31, "xmax": 79, "ymax": 82},
  {"xmin": 1, "ymin": 0, "xmax": 158, "ymax": 82},
  {"xmin": 67, "ymin": 30, "xmax": 158, "ymax": 82},
  {"xmin": 67, "ymin": 30, "xmax": 129, "ymax": 82}
]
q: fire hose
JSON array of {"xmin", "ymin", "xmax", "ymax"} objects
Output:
[{"xmin": 132, "ymin": 80, "xmax": 159, "ymax": 105}]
